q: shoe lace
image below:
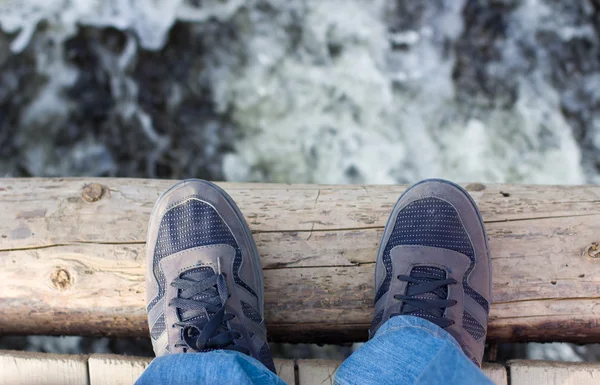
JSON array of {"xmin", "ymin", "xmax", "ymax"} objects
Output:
[
  {"xmin": 168, "ymin": 268, "xmax": 248, "ymax": 354},
  {"xmin": 392, "ymin": 267, "xmax": 458, "ymax": 329}
]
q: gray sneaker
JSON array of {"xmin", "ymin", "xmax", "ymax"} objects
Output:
[
  {"xmin": 145, "ymin": 179, "xmax": 275, "ymax": 372},
  {"xmin": 370, "ymin": 179, "xmax": 492, "ymax": 366}
]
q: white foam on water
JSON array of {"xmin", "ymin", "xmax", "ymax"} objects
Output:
[
  {"xmin": 215, "ymin": 0, "xmax": 585, "ymax": 184},
  {"xmin": 0, "ymin": 0, "xmax": 589, "ymax": 184},
  {"xmin": 0, "ymin": 0, "xmax": 192, "ymax": 51}
]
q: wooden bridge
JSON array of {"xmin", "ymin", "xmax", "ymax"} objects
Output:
[{"xmin": 1, "ymin": 179, "xmax": 600, "ymax": 384}]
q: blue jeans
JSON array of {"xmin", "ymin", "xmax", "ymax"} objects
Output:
[{"xmin": 136, "ymin": 316, "xmax": 494, "ymax": 385}]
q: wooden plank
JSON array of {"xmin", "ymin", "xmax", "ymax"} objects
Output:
[
  {"xmin": 295, "ymin": 360, "xmax": 506, "ymax": 385},
  {"xmin": 88, "ymin": 354, "xmax": 151, "ymax": 385},
  {"xmin": 483, "ymin": 363, "xmax": 508, "ymax": 385},
  {"xmin": 0, "ymin": 179, "xmax": 599, "ymax": 342},
  {"xmin": 0, "ymin": 351, "xmax": 294, "ymax": 385},
  {"xmin": 84, "ymin": 356, "xmax": 295, "ymax": 385},
  {"xmin": 297, "ymin": 359, "xmax": 339, "ymax": 385},
  {"xmin": 0, "ymin": 350, "xmax": 300, "ymax": 385},
  {"xmin": 0, "ymin": 350, "xmax": 506, "ymax": 385},
  {"xmin": 85, "ymin": 355, "xmax": 302, "ymax": 385},
  {"xmin": 0, "ymin": 350, "xmax": 89, "ymax": 385},
  {"xmin": 274, "ymin": 359, "xmax": 296, "ymax": 385},
  {"xmin": 510, "ymin": 360, "xmax": 600, "ymax": 385}
]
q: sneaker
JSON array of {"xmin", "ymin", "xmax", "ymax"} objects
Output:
[
  {"xmin": 370, "ymin": 179, "xmax": 492, "ymax": 366},
  {"xmin": 145, "ymin": 179, "xmax": 275, "ymax": 372}
]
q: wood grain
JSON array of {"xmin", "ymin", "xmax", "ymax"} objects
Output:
[
  {"xmin": 297, "ymin": 359, "xmax": 340, "ymax": 385},
  {"xmin": 86, "ymin": 355, "xmax": 295, "ymax": 385},
  {"xmin": 0, "ymin": 350, "xmax": 89, "ymax": 385},
  {"xmin": 0, "ymin": 350, "xmax": 507, "ymax": 385},
  {"xmin": 484, "ymin": 363, "xmax": 509, "ymax": 385},
  {"xmin": 509, "ymin": 360, "xmax": 600, "ymax": 385},
  {"xmin": 273, "ymin": 359, "xmax": 296, "ymax": 385},
  {"xmin": 295, "ymin": 359, "xmax": 507, "ymax": 385},
  {"xmin": 88, "ymin": 355, "xmax": 150, "ymax": 385},
  {"xmin": 0, "ymin": 351, "xmax": 295, "ymax": 385},
  {"xmin": 0, "ymin": 179, "xmax": 599, "ymax": 342}
]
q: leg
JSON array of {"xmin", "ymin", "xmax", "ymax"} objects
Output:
[
  {"xmin": 139, "ymin": 179, "xmax": 283, "ymax": 384},
  {"xmin": 336, "ymin": 179, "xmax": 494, "ymax": 385},
  {"xmin": 136, "ymin": 351, "xmax": 284, "ymax": 385},
  {"xmin": 335, "ymin": 316, "xmax": 493, "ymax": 385}
]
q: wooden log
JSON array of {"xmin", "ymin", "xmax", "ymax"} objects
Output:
[{"xmin": 0, "ymin": 179, "xmax": 599, "ymax": 343}]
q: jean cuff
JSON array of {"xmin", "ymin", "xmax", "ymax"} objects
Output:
[{"xmin": 373, "ymin": 315, "xmax": 463, "ymax": 352}]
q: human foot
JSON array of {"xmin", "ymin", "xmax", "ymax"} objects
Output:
[
  {"xmin": 145, "ymin": 179, "xmax": 275, "ymax": 372},
  {"xmin": 371, "ymin": 179, "xmax": 492, "ymax": 366}
]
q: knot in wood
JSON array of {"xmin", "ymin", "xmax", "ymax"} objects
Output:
[
  {"xmin": 51, "ymin": 268, "xmax": 72, "ymax": 290},
  {"xmin": 465, "ymin": 183, "xmax": 486, "ymax": 192},
  {"xmin": 585, "ymin": 242, "xmax": 600, "ymax": 259},
  {"xmin": 82, "ymin": 183, "xmax": 105, "ymax": 202}
]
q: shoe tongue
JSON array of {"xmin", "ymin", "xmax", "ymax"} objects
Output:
[
  {"xmin": 181, "ymin": 266, "xmax": 214, "ymax": 282},
  {"xmin": 178, "ymin": 266, "xmax": 220, "ymax": 324},
  {"xmin": 405, "ymin": 266, "xmax": 448, "ymax": 320}
]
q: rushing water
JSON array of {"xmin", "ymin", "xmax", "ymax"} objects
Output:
[{"xmin": 0, "ymin": 0, "xmax": 599, "ymax": 184}]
